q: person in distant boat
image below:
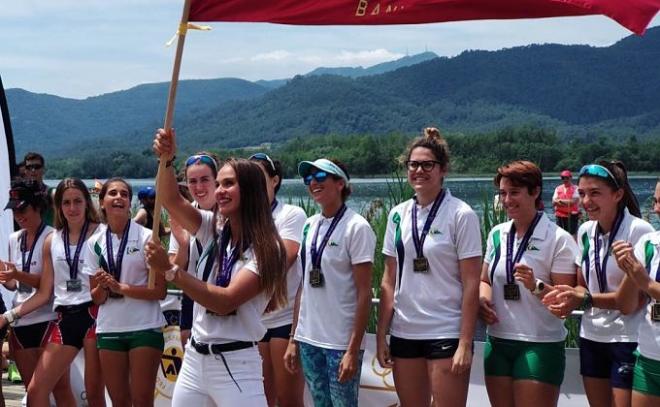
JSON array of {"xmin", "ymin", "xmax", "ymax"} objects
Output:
[
  {"xmin": 480, "ymin": 160, "xmax": 578, "ymax": 407},
  {"xmin": 544, "ymin": 161, "xmax": 653, "ymax": 407},
  {"xmin": 284, "ymin": 158, "xmax": 376, "ymax": 407},
  {"xmin": 613, "ymin": 178, "xmax": 660, "ymax": 407},
  {"xmin": 377, "ymin": 127, "xmax": 481, "ymax": 407},
  {"xmin": 552, "ymin": 169, "xmax": 580, "ymax": 239},
  {"xmin": 250, "ymin": 152, "xmax": 306, "ymax": 407}
]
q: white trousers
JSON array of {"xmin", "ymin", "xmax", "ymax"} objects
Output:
[{"xmin": 172, "ymin": 344, "xmax": 267, "ymax": 406}]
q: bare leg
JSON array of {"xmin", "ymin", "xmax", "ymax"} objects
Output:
[
  {"xmin": 128, "ymin": 346, "xmax": 162, "ymax": 407},
  {"xmin": 485, "ymin": 376, "xmax": 514, "ymax": 407},
  {"xmin": 512, "ymin": 380, "xmax": 560, "ymax": 407},
  {"xmin": 83, "ymin": 338, "xmax": 106, "ymax": 407},
  {"xmin": 392, "ymin": 357, "xmax": 431, "ymax": 407},
  {"xmin": 427, "ymin": 358, "xmax": 470, "ymax": 407},
  {"xmin": 26, "ymin": 343, "xmax": 78, "ymax": 407},
  {"xmin": 99, "ymin": 349, "xmax": 131, "ymax": 407}
]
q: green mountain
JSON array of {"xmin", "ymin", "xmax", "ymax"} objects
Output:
[
  {"xmin": 306, "ymin": 51, "xmax": 438, "ymax": 77},
  {"xmin": 8, "ymin": 29, "xmax": 660, "ymax": 160}
]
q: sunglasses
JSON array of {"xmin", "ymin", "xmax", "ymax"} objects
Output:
[
  {"xmin": 405, "ymin": 160, "xmax": 442, "ymax": 172},
  {"xmin": 249, "ymin": 153, "xmax": 276, "ymax": 172},
  {"xmin": 561, "ymin": 176, "xmax": 570, "ymax": 180},
  {"xmin": 304, "ymin": 171, "xmax": 328, "ymax": 185},
  {"xmin": 185, "ymin": 155, "xmax": 218, "ymax": 171},
  {"xmin": 25, "ymin": 164, "xmax": 43, "ymax": 171},
  {"xmin": 578, "ymin": 164, "xmax": 620, "ymax": 188}
]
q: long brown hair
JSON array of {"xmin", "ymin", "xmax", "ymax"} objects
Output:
[
  {"xmin": 225, "ymin": 159, "xmax": 287, "ymax": 306},
  {"xmin": 53, "ymin": 178, "xmax": 101, "ymax": 229},
  {"xmin": 580, "ymin": 160, "xmax": 641, "ymax": 217}
]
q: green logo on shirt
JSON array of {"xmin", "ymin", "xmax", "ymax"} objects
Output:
[
  {"xmin": 429, "ymin": 228, "xmax": 442, "ymax": 235},
  {"xmin": 527, "ymin": 243, "xmax": 540, "ymax": 251},
  {"xmin": 328, "ymin": 241, "xmax": 339, "ymax": 247}
]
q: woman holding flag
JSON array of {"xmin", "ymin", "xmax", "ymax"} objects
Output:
[
  {"xmin": 0, "ymin": 178, "xmax": 106, "ymax": 407},
  {"xmin": 83, "ymin": 178, "xmax": 166, "ymax": 407},
  {"xmin": 284, "ymin": 157, "xmax": 376, "ymax": 406},
  {"xmin": 544, "ymin": 161, "xmax": 653, "ymax": 407},
  {"xmin": 479, "ymin": 160, "xmax": 578, "ymax": 407},
  {"xmin": 149, "ymin": 128, "xmax": 288, "ymax": 405},
  {"xmin": 376, "ymin": 127, "xmax": 482, "ymax": 406}
]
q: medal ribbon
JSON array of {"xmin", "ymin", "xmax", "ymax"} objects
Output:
[
  {"xmin": 310, "ymin": 204, "xmax": 347, "ymax": 270},
  {"xmin": 63, "ymin": 220, "xmax": 90, "ymax": 280},
  {"xmin": 505, "ymin": 212, "xmax": 543, "ymax": 284},
  {"xmin": 411, "ymin": 190, "xmax": 446, "ymax": 260},
  {"xmin": 271, "ymin": 199, "xmax": 279, "ymax": 212},
  {"xmin": 215, "ymin": 225, "xmax": 245, "ymax": 288},
  {"xmin": 20, "ymin": 222, "xmax": 47, "ymax": 273},
  {"xmin": 106, "ymin": 220, "xmax": 131, "ymax": 281},
  {"xmin": 592, "ymin": 210, "xmax": 624, "ymax": 293}
]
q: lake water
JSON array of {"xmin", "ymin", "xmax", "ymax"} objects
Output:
[{"xmin": 47, "ymin": 176, "xmax": 660, "ymax": 228}]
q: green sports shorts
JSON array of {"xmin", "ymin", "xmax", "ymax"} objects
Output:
[
  {"xmin": 97, "ymin": 328, "xmax": 164, "ymax": 352},
  {"xmin": 633, "ymin": 351, "xmax": 660, "ymax": 397},
  {"xmin": 484, "ymin": 335, "xmax": 565, "ymax": 386}
]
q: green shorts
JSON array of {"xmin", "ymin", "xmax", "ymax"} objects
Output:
[
  {"xmin": 484, "ymin": 335, "xmax": 565, "ymax": 386},
  {"xmin": 97, "ymin": 328, "xmax": 164, "ymax": 352},
  {"xmin": 633, "ymin": 351, "xmax": 660, "ymax": 397}
]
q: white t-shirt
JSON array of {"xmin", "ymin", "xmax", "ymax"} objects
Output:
[
  {"xmin": 485, "ymin": 213, "xmax": 578, "ymax": 342},
  {"xmin": 634, "ymin": 232, "xmax": 660, "ymax": 361},
  {"xmin": 294, "ymin": 207, "xmax": 376, "ymax": 350},
  {"xmin": 382, "ymin": 191, "xmax": 482, "ymax": 339},
  {"xmin": 191, "ymin": 212, "xmax": 271, "ymax": 343},
  {"xmin": 82, "ymin": 221, "xmax": 165, "ymax": 333},
  {"xmin": 8, "ymin": 226, "xmax": 57, "ymax": 327},
  {"xmin": 262, "ymin": 202, "xmax": 306, "ymax": 329},
  {"xmin": 51, "ymin": 225, "xmax": 104, "ymax": 308},
  {"xmin": 577, "ymin": 209, "xmax": 654, "ymax": 342}
]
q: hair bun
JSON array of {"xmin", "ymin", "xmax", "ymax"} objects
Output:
[{"xmin": 423, "ymin": 127, "xmax": 442, "ymax": 140}]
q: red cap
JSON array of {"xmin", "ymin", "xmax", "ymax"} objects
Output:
[{"xmin": 560, "ymin": 170, "xmax": 572, "ymax": 178}]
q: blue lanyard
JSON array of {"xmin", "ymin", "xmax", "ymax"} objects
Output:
[
  {"xmin": 505, "ymin": 212, "xmax": 542, "ymax": 284},
  {"xmin": 411, "ymin": 190, "xmax": 446, "ymax": 259},
  {"xmin": 310, "ymin": 205, "xmax": 347, "ymax": 269},
  {"xmin": 20, "ymin": 222, "xmax": 47, "ymax": 273},
  {"xmin": 106, "ymin": 220, "xmax": 131, "ymax": 281},
  {"xmin": 592, "ymin": 210, "xmax": 624, "ymax": 293},
  {"xmin": 215, "ymin": 225, "xmax": 244, "ymax": 287},
  {"xmin": 271, "ymin": 199, "xmax": 278, "ymax": 212},
  {"xmin": 63, "ymin": 220, "xmax": 89, "ymax": 280}
]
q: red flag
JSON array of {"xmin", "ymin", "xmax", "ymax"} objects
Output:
[{"xmin": 189, "ymin": 0, "xmax": 660, "ymax": 35}]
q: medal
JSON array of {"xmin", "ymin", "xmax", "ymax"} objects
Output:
[
  {"xmin": 504, "ymin": 212, "xmax": 542, "ymax": 301},
  {"xmin": 590, "ymin": 210, "xmax": 624, "ymax": 293},
  {"xmin": 308, "ymin": 205, "xmax": 347, "ymax": 288},
  {"xmin": 411, "ymin": 190, "xmax": 445, "ymax": 275},
  {"xmin": 66, "ymin": 279, "xmax": 82, "ymax": 292},
  {"xmin": 413, "ymin": 257, "xmax": 429, "ymax": 273},
  {"xmin": 651, "ymin": 303, "xmax": 660, "ymax": 322},
  {"xmin": 105, "ymin": 220, "xmax": 131, "ymax": 282},
  {"xmin": 504, "ymin": 284, "xmax": 520, "ymax": 301},
  {"xmin": 309, "ymin": 267, "xmax": 324, "ymax": 287}
]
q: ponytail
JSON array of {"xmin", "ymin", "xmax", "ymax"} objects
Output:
[{"xmin": 599, "ymin": 160, "xmax": 641, "ymax": 217}]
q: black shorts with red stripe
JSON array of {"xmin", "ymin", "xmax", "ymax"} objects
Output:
[
  {"xmin": 10, "ymin": 320, "xmax": 55, "ymax": 351},
  {"xmin": 48, "ymin": 302, "xmax": 97, "ymax": 349}
]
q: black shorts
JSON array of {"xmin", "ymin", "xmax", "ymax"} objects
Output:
[
  {"xmin": 180, "ymin": 294, "xmax": 193, "ymax": 330},
  {"xmin": 48, "ymin": 302, "xmax": 97, "ymax": 349},
  {"xmin": 10, "ymin": 320, "xmax": 55, "ymax": 350},
  {"xmin": 389, "ymin": 336, "xmax": 460, "ymax": 359},
  {"xmin": 579, "ymin": 337, "xmax": 637, "ymax": 389},
  {"xmin": 260, "ymin": 324, "xmax": 292, "ymax": 343}
]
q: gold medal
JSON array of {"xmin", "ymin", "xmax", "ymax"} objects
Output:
[
  {"xmin": 413, "ymin": 257, "xmax": 429, "ymax": 273},
  {"xmin": 504, "ymin": 283, "xmax": 520, "ymax": 301},
  {"xmin": 310, "ymin": 268, "xmax": 324, "ymax": 287}
]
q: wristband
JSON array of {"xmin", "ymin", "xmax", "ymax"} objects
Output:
[{"xmin": 2, "ymin": 309, "xmax": 19, "ymax": 325}]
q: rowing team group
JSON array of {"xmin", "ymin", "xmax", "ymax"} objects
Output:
[{"xmin": 1, "ymin": 127, "xmax": 660, "ymax": 407}]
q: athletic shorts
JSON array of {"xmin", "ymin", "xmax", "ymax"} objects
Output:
[
  {"xmin": 180, "ymin": 294, "xmax": 193, "ymax": 331},
  {"xmin": 97, "ymin": 328, "xmax": 164, "ymax": 352},
  {"xmin": 260, "ymin": 324, "xmax": 292, "ymax": 343},
  {"xmin": 633, "ymin": 351, "xmax": 660, "ymax": 397},
  {"xmin": 579, "ymin": 337, "xmax": 636, "ymax": 389},
  {"xmin": 484, "ymin": 335, "xmax": 565, "ymax": 386},
  {"xmin": 389, "ymin": 336, "xmax": 460, "ymax": 359},
  {"xmin": 48, "ymin": 302, "xmax": 97, "ymax": 349},
  {"xmin": 10, "ymin": 321, "xmax": 56, "ymax": 350}
]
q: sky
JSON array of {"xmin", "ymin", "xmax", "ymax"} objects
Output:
[{"xmin": 1, "ymin": 0, "xmax": 658, "ymax": 99}]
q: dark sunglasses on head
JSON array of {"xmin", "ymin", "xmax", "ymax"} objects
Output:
[
  {"xmin": 185, "ymin": 154, "xmax": 218, "ymax": 171},
  {"xmin": 304, "ymin": 171, "xmax": 328, "ymax": 185},
  {"xmin": 249, "ymin": 153, "xmax": 276, "ymax": 172},
  {"xmin": 405, "ymin": 160, "xmax": 441, "ymax": 172},
  {"xmin": 25, "ymin": 164, "xmax": 43, "ymax": 171},
  {"xmin": 578, "ymin": 164, "xmax": 620, "ymax": 188}
]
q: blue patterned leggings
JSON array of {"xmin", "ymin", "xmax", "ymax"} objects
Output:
[{"xmin": 298, "ymin": 342, "xmax": 364, "ymax": 407}]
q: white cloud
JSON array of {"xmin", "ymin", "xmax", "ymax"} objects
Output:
[{"xmin": 251, "ymin": 50, "xmax": 292, "ymax": 61}]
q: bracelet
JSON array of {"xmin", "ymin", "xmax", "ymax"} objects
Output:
[
  {"xmin": 581, "ymin": 291, "xmax": 593, "ymax": 310},
  {"xmin": 2, "ymin": 309, "xmax": 19, "ymax": 325},
  {"xmin": 158, "ymin": 155, "xmax": 176, "ymax": 168}
]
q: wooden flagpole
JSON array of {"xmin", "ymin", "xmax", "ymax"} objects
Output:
[{"xmin": 149, "ymin": 0, "xmax": 192, "ymax": 288}]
